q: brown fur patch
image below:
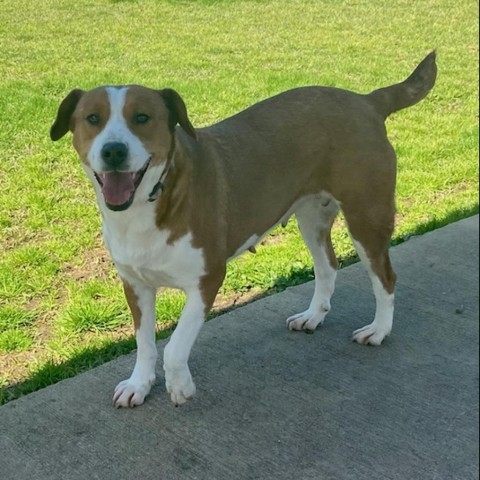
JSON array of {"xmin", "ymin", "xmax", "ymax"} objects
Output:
[
  {"xmin": 155, "ymin": 138, "xmax": 192, "ymax": 244},
  {"xmin": 70, "ymin": 88, "xmax": 111, "ymax": 167},
  {"xmin": 123, "ymin": 281, "xmax": 142, "ymax": 331},
  {"xmin": 123, "ymin": 87, "xmax": 173, "ymax": 168}
]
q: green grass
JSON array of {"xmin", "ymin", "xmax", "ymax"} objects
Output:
[
  {"xmin": 0, "ymin": 307, "xmax": 36, "ymax": 352},
  {"xmin": 0, "ymin": 0, "xmax": 478, "ymax": 405}
]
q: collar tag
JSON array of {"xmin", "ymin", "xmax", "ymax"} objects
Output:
[{"xmin": 147, "ymin": 181, "xmax": 164, "ymax": 202}]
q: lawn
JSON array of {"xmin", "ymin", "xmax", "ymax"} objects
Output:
[{"xmin": 0, "ymin": 0, "xmax": 478, "ymax": 404}]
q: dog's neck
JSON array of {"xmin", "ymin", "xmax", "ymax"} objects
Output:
[{"xmin": 153, "ymin": 139, "xmax": 193, "ymax": 243}]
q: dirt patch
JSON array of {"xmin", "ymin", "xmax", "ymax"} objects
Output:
[{"xmin": 62, "ymin": 243, "xmax": 114, "ymax": 282}]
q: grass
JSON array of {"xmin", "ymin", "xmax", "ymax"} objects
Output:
[{"xmin": 0, "ymin": 0, "xmax": 478, "ymax": 405}]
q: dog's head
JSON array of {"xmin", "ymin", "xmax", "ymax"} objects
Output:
[{"xmin": 50, "ymin": 86, "xmax": 196, "ymax": 211}]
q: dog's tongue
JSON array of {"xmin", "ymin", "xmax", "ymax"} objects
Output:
[{"xmin": 101, "ymin": 172, "xmax": 134, "ymax": 206}]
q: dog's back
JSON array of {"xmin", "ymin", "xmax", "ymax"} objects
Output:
[{"xmin": 186, "ymin": 52, "xmax": 437, "ymax": 247}]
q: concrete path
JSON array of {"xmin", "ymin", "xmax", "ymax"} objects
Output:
[{"xmin": 0, "ymin": 216, "xmax": 478, "ymax": 480}]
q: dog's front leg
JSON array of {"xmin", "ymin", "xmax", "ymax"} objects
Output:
[
  {"xmin": 113, "ymin": 280, "xmax": 157, "ymax": 408},
  {"xmin": 163, "ymin": 288, "xmax": 205, "ymax": 406},
  {"xmin": 163, "ymin": 272, "xmax": 224, "ymax": 406}
]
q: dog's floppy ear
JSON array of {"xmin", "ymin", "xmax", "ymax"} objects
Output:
[
  {"xmin": 159, "ymin": 88, "xmax": 196, "ymax": 139},
  {"xmin": 50, "ymin": 89, "xmax": 84, "ymax": 141}
]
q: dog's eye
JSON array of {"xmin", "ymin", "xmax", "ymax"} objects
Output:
[
  {"xmin": 86, "ymin": 114, "xmax": 100, "ymax": 125},
  {"xmin": 134, "ymin": 113, "xmax": 150, "ymax": 125}
]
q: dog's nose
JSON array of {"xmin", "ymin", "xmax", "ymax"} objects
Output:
[{"xmin": 101, "ymin": 142, "xmax": 129, "ymax": 168}]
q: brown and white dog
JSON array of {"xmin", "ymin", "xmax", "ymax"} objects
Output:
[{"xmin": 51, "ymin": 52, "xmax": 437, "ymax": 408}]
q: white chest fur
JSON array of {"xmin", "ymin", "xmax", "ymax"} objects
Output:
[{"xmin": 101, "ymin": 198, "xmax": 205, "ymax": 291}]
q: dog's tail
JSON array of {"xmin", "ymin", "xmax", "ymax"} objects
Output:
[{"xmin": 367, "ymin": 51, "xmax": 437, "ymax": 118}]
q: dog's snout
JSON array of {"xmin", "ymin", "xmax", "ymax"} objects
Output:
[{"xmin": 101, "ymin": 142, "xmax": 129, "ymax": 168}]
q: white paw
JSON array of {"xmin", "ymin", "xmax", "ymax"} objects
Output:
[
  {"xmin": 112, "ymin": 377, "xmax": 154, "ymax": 408},
  {"xmin": 352, "ymin": 322, "xmax": 391, "ymax": 346},
  {"xmin": 164, "ymin": 367, "xmax": 196, "ymax": 406},
  {"xmin": 286, "ymin": 307, "xmax": 328, "ymax": 332}
]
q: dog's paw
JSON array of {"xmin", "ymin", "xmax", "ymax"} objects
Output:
[
  {"xmin": 113, "ymin": 377, "xmax": 154, "ymax": 408},
  {"xmin": 352, "ymin": 322, "xmax": 391, "ymax": 346},
  {"xmin": 286, "ymin": 307, "xmax": 327, "ymax": 332},
  {"xmin": 165, "ymin": 368, "xmax": 196, "ymax": 406}
]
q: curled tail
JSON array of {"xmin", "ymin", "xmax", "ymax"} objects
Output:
[{"xmin": 368, "ymin": 51, "xmax": 437, "ymax": 118}]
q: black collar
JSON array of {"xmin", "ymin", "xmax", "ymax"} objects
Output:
[{"xmin": 147, "ymin": 139, "xmax": 176, "ymax": 203}]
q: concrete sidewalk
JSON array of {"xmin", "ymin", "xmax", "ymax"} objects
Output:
[{"xmin": 0, "ymin": 216, "xmax": 478, "ymax": 480}]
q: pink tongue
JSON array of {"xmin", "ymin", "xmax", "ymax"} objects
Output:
[{"xmin": 101, "ymin": 172, "xmax": 135, "ymax": 206}]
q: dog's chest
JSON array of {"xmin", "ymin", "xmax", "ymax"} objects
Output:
[{"xmin": 101, "ymin": 204, "xmax": 205, "ymax": 289}]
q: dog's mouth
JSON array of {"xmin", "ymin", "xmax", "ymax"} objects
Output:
[{"xmin": 94, "ymin": 159, "xmax": 150, "ymax": 211}]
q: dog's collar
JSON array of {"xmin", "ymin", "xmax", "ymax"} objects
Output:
[{"xmin": 147, "ymin": 139, "xmax": 176, "ymax": 202}]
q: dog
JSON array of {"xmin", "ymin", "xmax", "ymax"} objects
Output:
[{"xmin": 50, "ymin": 52, "xmax": 437, "ymax": 408}]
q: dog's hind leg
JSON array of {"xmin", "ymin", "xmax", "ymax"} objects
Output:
[
  {"xmin": 287, "ymin": 195, "xmax": 339, "ymax": 332},
  {"xmin": 342, "ymin": 199, "xmax": 397, "ymax": 346}
]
